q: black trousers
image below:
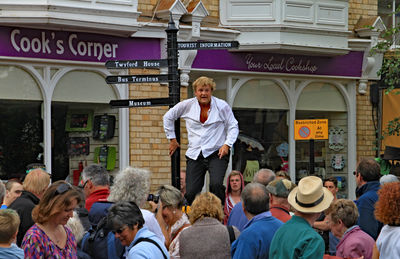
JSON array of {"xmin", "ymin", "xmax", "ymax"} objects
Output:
[{"xmin": 185, "ymin": 150, "xmax": 229, "ymax": 205}]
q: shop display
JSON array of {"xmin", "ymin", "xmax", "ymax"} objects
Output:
[
  {"xmin": 331, "ymin": 154, "xmax": 345, "ymax": 171},
  {"xmin": 93, "ymin": 114, "xmax": 116, "ymax": 141},
  {"xmin": 94, "ymin": 145, "xmax": 116, "ymax": 171},
  {"xmin": 67, "ymin": 137, "xmax": 90, "ymax": 156},
  {"xmin": 329, "ymin": 127, "xmax": 344, "ymax": 151},
  {"xmin": 65, "ymin": 110, "xmax": 93, "ymax": 132}
]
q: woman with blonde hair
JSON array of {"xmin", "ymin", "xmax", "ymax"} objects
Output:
[
  {"xmin": 22, "ymin": 180, "xmax": 80, "ymax": 258},
  {"xmin": 157, "ymin": 185, "xmax": 190, "ymax": 258},
  {"xmin": 179, "ymin": 192, "xmax": 240, "ymax": 259}
]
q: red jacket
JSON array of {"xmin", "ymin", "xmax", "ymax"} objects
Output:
[{"xmin": 85, "ymin": 188, "xmax": 110, "ymax": 211}]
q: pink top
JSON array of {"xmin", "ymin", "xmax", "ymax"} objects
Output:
[{"xmin": 22, "ymin": 224, "xmax": 78, "ymax": 259}]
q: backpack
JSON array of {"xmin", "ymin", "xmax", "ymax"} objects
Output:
[{"xmin": 81, "ymin": 216, "xmax": 125, "ymax": 259}]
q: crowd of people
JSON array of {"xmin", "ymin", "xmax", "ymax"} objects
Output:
[
  {"xmin": 0, "ymin": 76, "xmax": 399, "ymax": 258},
  {"xmin": 0, "ymin": 158, "xmax": 399, "ymax": 259}
]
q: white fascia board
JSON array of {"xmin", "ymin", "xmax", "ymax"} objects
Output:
[
  {"xmin": 233, "ymin": 43, "xmax": 350, "ymax": 56},
  {"xmin": 348, "ymin": 38, "xmax": 372, "ymax": 51}
]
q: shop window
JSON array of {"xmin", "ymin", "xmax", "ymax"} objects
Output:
[
  {"xmin": 0, "ymin": 65, "xmax": 43, "ymax": 180},
  {"xmin": 53, "ymin": 71, "xmax": 116, "ymax": 103},
  {"xmin": 0, "ymin": 100, "xmax": 43, "ymax": 179},
  {"xmin": 232, "ymin": 109, "xmax": 289, "ymax": 183},
  {"xmin": 0, "ymin": 65, "xmax": 42, "ymax": 100},
  {"xmin": 232, "ymin": 79, "xmax": 289, "ymax": 182},
  {"xmin": 52, "ymin": 71, "xmax": 119, "ymax": 183},
  {"xmin": 296, "ymin": 82, "xmax": 348, "ymax": 198}
]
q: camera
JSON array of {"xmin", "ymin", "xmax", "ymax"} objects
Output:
[{"xmin": 147, "ymin": 194, "xmax": 160, "ymax": 203}]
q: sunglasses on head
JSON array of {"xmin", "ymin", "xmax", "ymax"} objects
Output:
[{"xmin": 55, "ymin": 183, "xmax": 72, "ymax": 196}]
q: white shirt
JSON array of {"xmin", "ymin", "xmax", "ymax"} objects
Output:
[
  {"xmin": 141, "ymin": 209, "xmax": 165, "ymax": 244},
  {"xmin": 376, "ymin": 224, "xmax": 400, "ymax": 258},
  {"xmin": 163, "ymin": 96, "xmax": 239, "ymax": 160}
]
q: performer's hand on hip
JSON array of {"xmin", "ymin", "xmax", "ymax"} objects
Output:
[
  {"xmin": 169, "ymin": 138, "xmax": 180, "ymax": 156},
  {"xmin": 218, "ymin": 144, "xmax": 230, "ymax": 159}
]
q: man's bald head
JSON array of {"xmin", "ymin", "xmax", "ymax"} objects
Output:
[{"xmin": 253, "ymin": 169, "xmax": 276, "ymax": 187}]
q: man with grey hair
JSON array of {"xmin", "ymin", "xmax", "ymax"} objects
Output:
[
  {"xmin": 227, "ymin": 168, "xmax": 276, "ymax": 231},
  {"xmin": 231, "ymin": 183, "xmax": 283, "ymax": 258},
  {"xmin": 0, "ymin": 182, "xmax": 5, "ymax": 208},
  {"xmin": 80, "ymin": 164, "xmax": 110, "ymax": 211}
]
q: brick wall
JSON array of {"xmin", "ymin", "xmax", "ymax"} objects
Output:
[
  {"xmin": 348, "ymin": 0, "xmax": 378, "ymax": 32},
  {"xmin": 128, "ymin": 69, "xmax": 188, "ymax": 191},
  {"xmin": 356, "ymin": 83, "xmax": 377, "ymax": 160},
  {"xmin": 137, "ymin": 0, "xmax": 220, "ymax": 23}
]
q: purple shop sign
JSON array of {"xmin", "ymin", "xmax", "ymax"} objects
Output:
[
  {"xmin": 192, "ymin": 50, "xmax": 364, "ymax": 78},
  {"xmin": 0, "ymin": 26, "xmax": 161, "ymax": 62}
]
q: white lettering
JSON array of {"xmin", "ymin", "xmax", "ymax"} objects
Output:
[
  {"xmin": 112, "ymin": 44, "xmax": 118, "ymax": 58},
  {"xmin": 245, "ymin": 54, "xmax": 318, "ymax": 73},
  {"xmin": 104, "ymin": 43, "xmax": 112, "ymax": 58},
  {"xmin": 94, "ymin": 43, "xmax": 103, "ymax": 61},
  {"xmin": 20, "ymin": 37, "xmax": 30, "ymax": 52},
  {"xmin": 87, "ymin": 42, "xmax": 93, "ymax": 56},
  {"xmin": 31, "ymin": 38, "xmax": 41, "ymax": 53},
  {"xmin": 11, "ymin": 29, "xmax": 21, "ymax": 52},
  {"xmin": 77, "ymin": 41, "xmax": 87, "ymax": 56},
  {"xmin": 69, "ymin": 34, "xmax": 78, "ymax": 56},
  {"xmin": 56, "ymin": 40, "xmax": 64, "ymax": 54},
  {"xmin": 41, "ymin": 32, "xmax": 51, "ymax": 54}
]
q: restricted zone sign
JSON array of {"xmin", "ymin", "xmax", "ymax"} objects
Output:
[{"xmin": 294, "ymin": 119, "xmax": 328, "ymax": 140}]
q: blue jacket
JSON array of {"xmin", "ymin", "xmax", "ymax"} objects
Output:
[
  {"xmin": 231, "ymin": 211, "xmax": 283, "ymax": 259},
  {"xmin": 126, "ymin": 227, "xmax": 169, "ymax": 259},
  {"xmin": 227, "ymin": 201, "xmax": 248, "ymax": 232},
  {"xmin": 0, "ymin": 243, "xmax": 24, "ymax": 259},
  {"xmin": 355, "ymin": 181, "xmax": 383, "ymax": 240}
]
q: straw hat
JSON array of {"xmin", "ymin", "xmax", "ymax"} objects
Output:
[{"xmin": 288, "ymin": 176, "xmax": 333, "ymax": 213}]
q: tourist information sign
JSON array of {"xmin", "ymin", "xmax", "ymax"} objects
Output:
[{"xmin": 177, "ymin": 41, "xmax": 239, "ymax": 50}]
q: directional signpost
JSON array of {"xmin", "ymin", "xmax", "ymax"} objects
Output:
[
  {"xmin": 177, "ymin": 41, "xmax": 239, "ymax": 50},
  {"xmin": 106, "ymin": 59, "xmax": 168, "ymax": 69},
  {"xmin": 105, "ymin": 74, "xmax": 169, "ymax": 84},
  {"xmin": 105, "ymin": 14, "xmax": 239, "ymax": 189}
]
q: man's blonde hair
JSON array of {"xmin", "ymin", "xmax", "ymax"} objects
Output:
[
  {"xmin": 192, "ymin": 76, "xmax": 216, "ymax": 92},
  {"xmin": 0, "ymin": 209, "xmax": 20, "ymax": 243}
]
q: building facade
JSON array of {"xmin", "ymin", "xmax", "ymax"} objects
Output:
[{"xmin": 0, "ymin": 0, "xmax": 382, "ymax": 199}]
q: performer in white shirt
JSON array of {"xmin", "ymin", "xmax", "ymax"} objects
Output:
[{"xmin": 163, "ymin": 76, "xmax": 239, "ymax": 205}]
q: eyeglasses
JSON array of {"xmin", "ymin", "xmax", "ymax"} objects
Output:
[
  {"xmin": 112, "ymin": 225, "xmax": 127, "ymax": 234},
  {"xmin": 55, "ymin": 183, "xmax": 72, "ymax": 196},
  {"xmin": 79, "ymin": 179, "xmax": 89, "ymax": 189},
  {"xmin": 353, "ymin": 171, "xmax": 358, "ymax": 176}
]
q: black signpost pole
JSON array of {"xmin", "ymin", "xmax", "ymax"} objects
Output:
[{"xmin": 166, "ymin": 15, "xmax": 180, "ymax": 190}]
